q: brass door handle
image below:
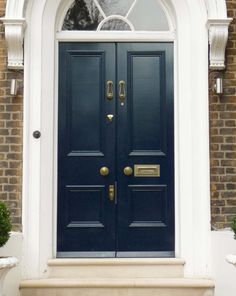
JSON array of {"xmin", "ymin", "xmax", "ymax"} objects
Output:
[
  {"xmin": 107, "ymin": 81, "xmax": 114, "ymax": 100},
  {"xmin": 119, "ymin": 80, "xmax": 126, "ymax": 103},
  {"xmin": 100, "ymin": 167, "xmax": 109, "ymax": 176},
  {"xmin": 124, "ymin": 167, "xmax": 133, "ymax": 176},
  {"xmin": 109, "ymin": 185, "xmax": 115, "ymax": 202}
]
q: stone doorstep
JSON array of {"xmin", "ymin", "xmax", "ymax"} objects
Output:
[
  {"xmin": 20, "ymin": 259, "xmax": 214, "ymax": 296},
  {"xmin": 47, "ymin": 258, "xmax": 185, "ymax": 279},
  {"xmin": 20, "ymin": 278, "xmax": 215, "ymax": 296},
  {"xmin": 20, "ymin": 278, "xmax": 214, "ymax": 288}
]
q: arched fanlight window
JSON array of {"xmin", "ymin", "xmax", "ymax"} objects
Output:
[{"xmin": 62, "ymin": 0, "xmax": 170, "ymax": 31}]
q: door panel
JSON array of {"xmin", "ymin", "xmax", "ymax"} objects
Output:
[
  {"xmin": 117, "ymin": 43, "xmax": 174, "ymax": 255},
  {"xmin": 127, "ymin": 185, "xmax": 167, "ymax": 228},
  {"xmin": 65, "ymin": 185, "xmax": 106, "ymax": 229},
  {"xmin": 129, "ymin": 54, "xmax": 163, "ymax": 153},
  {"xmin": 57, "ymin": 43, "xmax": 116, "ymax": 255},
  {"xmin": 57, "ymin": 42, "xmax": 174, "ymax": 257}
]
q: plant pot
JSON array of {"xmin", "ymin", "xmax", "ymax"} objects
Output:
[
  {"xmin": 226, "ymin": 254, "xmax": 236, "ymax": 267},
  {"xmin": 0, "ymin": 257, "xmax": 18, "ymax": 296}
]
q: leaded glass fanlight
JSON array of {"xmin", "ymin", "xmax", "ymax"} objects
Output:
[{"xmin": 62, "ymin": 0, "xmax": 170, "ymax": 31}]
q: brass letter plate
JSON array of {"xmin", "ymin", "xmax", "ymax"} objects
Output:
[{"xmin": 134, "ymin": 165, "xmax": 160, "ymax": 177}]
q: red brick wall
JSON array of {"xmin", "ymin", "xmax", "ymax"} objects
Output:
[
  {"xmin": 210, "ymin": 0, "xmax": 236, "ymax": 229},
  {"xmin": 0, "ymin": 0, "xmax": 23, "ymax": 231}
]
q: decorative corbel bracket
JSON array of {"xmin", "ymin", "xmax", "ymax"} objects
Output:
[
  {"xmin": 208, "ymin": 18, "xmax": 232, "ymax": 70},
  {"xmin": 1, "ymin": 18, "xmax": 25, "ymax": 69},
  {"xmin": 0, "ymin": 0, "xmax": 26, "ymax": 70}
]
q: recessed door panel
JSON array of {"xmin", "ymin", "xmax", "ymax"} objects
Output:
[
  {"xmin": 57, "ymin": 42, "xmax": 174, "ymax": 257},
  {"xmin": 65, "ymin": 185, "xmax": 106, "ymax": 229},
  {"xmin": 69, "ymin": 53, "xmax": 105, "ymax": 155},
  {"xmin": 128, "ymin": 185, "xmax": 167, "ymax": 228},
  {"xmin": 128, "ymin": 53, "xmax": 165, "ymax": 154}
]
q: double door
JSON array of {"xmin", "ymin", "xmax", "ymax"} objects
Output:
[{"xmin": 57, "ymin": 43, "xmax": 174, "ymax": 257}]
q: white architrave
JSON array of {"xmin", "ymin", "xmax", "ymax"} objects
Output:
[{"xmin": 1, "ymin": 0, "xmax": 230, "ymax": 280}]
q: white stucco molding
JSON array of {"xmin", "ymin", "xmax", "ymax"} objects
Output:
[
  {"xmin": 208, "ymin": 18, "xmax": 232, "ymax": 70},
  {"xmin": 205, "ymin": 0, "xmax": 232, "ymax": 69},
  {"xmin": 1, "ymin": 0, "xmax": 232, "ymax": 70},
  {"xmin": 1, "ymin": 18, "xmax": 25, "ymax": 69},
  {"xmin": 0, "ymin": 0, "xmax": 26, "ymax": 69},
  {"xmin": 226, "ymin": 254, "xmax": 236, "ymax": 267}
]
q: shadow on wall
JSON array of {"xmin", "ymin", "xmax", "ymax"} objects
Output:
[
  {"xmin": 0, "ymin": 233, "xmax": 22, "ymax": 296},
  {"xmin": 212, "ymin": 230, "xmax": 236, "ymax": 296}
]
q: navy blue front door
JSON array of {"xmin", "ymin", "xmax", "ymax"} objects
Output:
[{"xmin": 57, "ymin": 43, "xmax": 174, "ymax": 257}]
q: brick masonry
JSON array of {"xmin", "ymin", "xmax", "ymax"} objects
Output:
[
  {"xmin": 0, "ymin": 0, "xmax": 23, "ymax": 231},
  {"xmin": 210, "ymin": 0, "xmax": 236, "ymax": 229},
  {"xmin": 0, "ymin": 0, "xmax": 235, "ymax": 231}
]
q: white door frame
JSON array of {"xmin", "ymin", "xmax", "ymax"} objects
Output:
[{"xmin": 2, "ymin": 0, "xmax": 231, "ymax": 280}]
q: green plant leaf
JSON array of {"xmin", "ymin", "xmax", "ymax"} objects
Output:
[
  {"xmin": 232, "ymin": 216, "xmax": 236, "ymax": 240},
  {"xmin": 0, "ymin": 202, "xmax": 12, "ymax": 247}
]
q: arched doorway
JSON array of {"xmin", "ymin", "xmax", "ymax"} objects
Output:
[
  {"xmin": 57, "ymin": 0, "xmax": 175, "ymax": 258},
  {"xmin": 2, "ymin": 0, "xmax": 231, "ymax": 278}
]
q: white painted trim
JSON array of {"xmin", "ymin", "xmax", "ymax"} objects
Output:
[
  {"xmin": 97, "ymin": 15, "xmax": 134, "ymax": 31},
  {"xmin": 125, "ymin": 0, "xmax": 137, "ymax": 18},
  {"xmin": 53, "ymin": 40, "xmax": 59, "ymax": 260},
  {"xmin": 56, "ymin": 0, "xmax": 74, "ymax": 32},
  {"xmin": 93, "ymin": 0, "xmax": 106, "ymax": 19},
  {"xmin": 226, "ymin": 254, "xmax": 236, "ymax": 267},
  {"xmin": 53, "ymin": 35, "xmax": 178, "ymax": 261},
  {"xmin": 173, "ymin": 39, "xmax": 180, "ymax": 260},
  {"xmin": 158, "ymin": 0, "xmax": 175, "ymax": 32},
  {"xmin": 56, "ymin": 31, "xmax": 175, "ymax": 42},
  {"xmin": 3, "ymin": 0, "xmax": 228, "ymax": 281},
  {"xmin": 205, "ymin": 0, "xmax": 228, "ymax": 19}
]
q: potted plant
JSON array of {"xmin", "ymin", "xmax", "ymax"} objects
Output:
[
  {"xmin": 226, "ymin": 216, "xmax": 236, "ymax": 267},
  {"xmin": 0, "ymin": 202, "xmax": 18, "ymax": 296}
]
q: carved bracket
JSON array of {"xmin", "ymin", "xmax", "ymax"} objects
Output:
[
  {"xmin": 208, "ymin": 19, "xmax": 232, "ymax": 70},
  {"xmin": 0, "ymin": 0, "xmax": 26, "ymax": 70},
  {"xmin": 1, "ymin": 18, "xmax": 25, "ymax": 69}
]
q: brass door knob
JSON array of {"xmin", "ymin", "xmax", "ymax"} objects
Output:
[
  {"xmin": 100, "ymin": 167, "xmax": 110, "ymax": 176},
  {"xmin": 124, "ymin": 167, "xmax": 133, "ymax": 176}
]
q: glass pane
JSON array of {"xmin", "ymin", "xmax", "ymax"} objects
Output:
[
  {"xmin": 100, "ymin": 19, "xmax": 131, "ymax": 31},
  {"xmin": 128, "ymin": 0, "xmax": 169, "ymax": 31},
  {"xmin": 62, "ymin": 0, "xmax": 103, "ymax": 30},
  {"xmin": 97, "ymin": 0, "xmax": 134, "ymax": 16}
]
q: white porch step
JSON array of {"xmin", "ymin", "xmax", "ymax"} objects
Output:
[
  {"xmin": 20, "ymin": 278, "xmax": 214, "ymax": 296},
  {"xmin": 48, "ymin": 258, "xmax": 185, "ymax": 278}
]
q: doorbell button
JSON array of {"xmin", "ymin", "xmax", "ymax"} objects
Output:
[{"xmin": 33, "ymin": 131, "xmax": 41, "ymax": 139}]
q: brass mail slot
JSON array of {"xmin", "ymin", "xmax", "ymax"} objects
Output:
[{"xmin": 134, "ymin": 165, "xmax": 160, "ymax": 177}]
